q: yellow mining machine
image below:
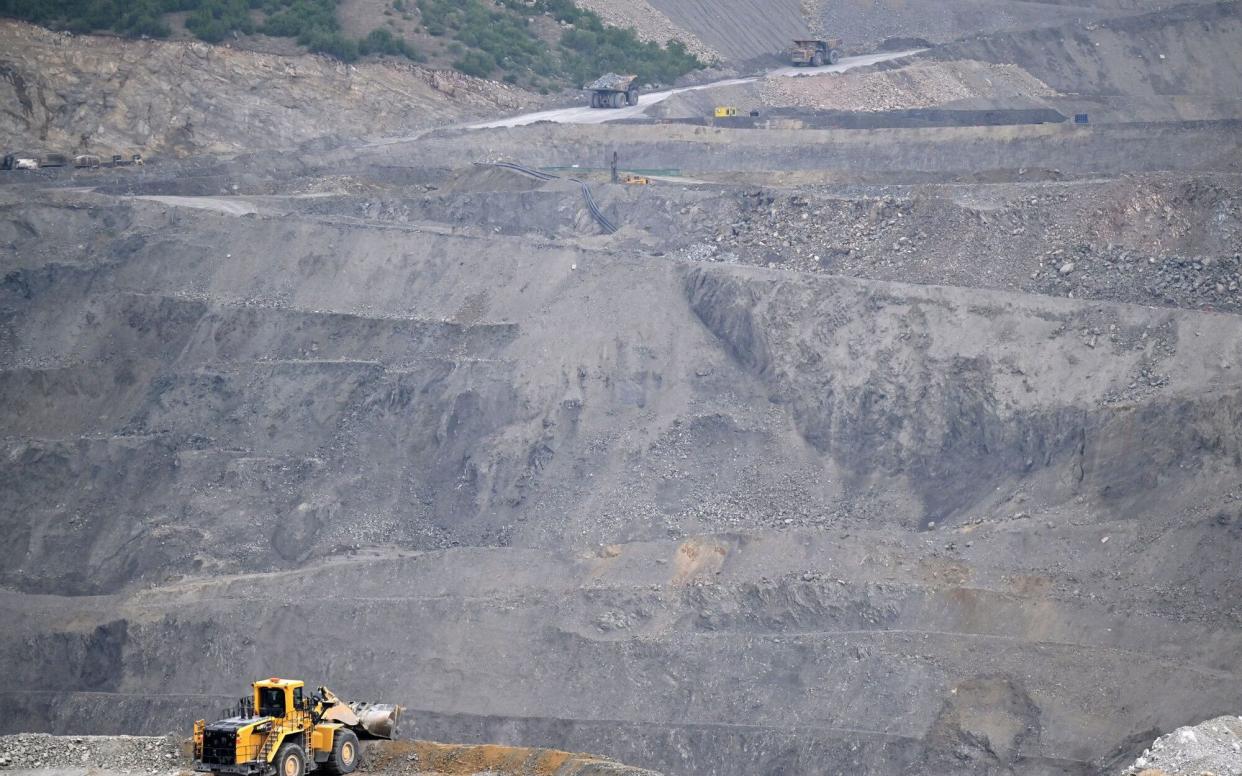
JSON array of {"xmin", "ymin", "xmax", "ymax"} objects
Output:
[{"xmin": 193, "ymin": 678, "xmax": 402, "ymax": 776}]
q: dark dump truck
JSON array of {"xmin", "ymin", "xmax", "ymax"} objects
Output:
[{"xmin": 791, "ymin": 38, "xmax": 843, "ymax": 67}]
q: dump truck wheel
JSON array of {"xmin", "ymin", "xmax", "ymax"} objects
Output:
[
  {"xmin": 829, "ymin": 49, "xmax": 841, "ymax": 64},
  {"xmin": 627, "ymin": 88, "xmax": 639, "ymax": 106},
  {"xmin": 812, "ymin": 52, "xmax": 824, "ymax": 67},
  {"xmin": 275, "ymin": 742, "xmax": 306, "ymax": 776},
  {"xmin": 322, "ymin": 730, "xmax": 359, "ymax": 775}
]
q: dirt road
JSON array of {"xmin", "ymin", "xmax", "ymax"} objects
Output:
[
  {"xmin": 132, "ymin": 195, "xmax": 259, "ymax": 216},
  {"xmin": 469, "ymin": 50, "xmax": 923, "ymax": 128}
]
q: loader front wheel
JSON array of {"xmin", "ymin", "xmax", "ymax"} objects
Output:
[
  {"xmin": 275, "ymin": 743, "xmax": 306, "ymax": 776},
  {"xmin": 323, "ymin": 730, "xmax": 359, "ymax": 775}
]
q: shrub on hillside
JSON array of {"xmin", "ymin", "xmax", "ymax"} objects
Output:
[
  {"xmin": 418, "ymin": 0, "xmax": 703, "ymax": 87},
  {"xmin": 359, "ymin": 26, "xmax": 421, "ymax": 60},
  {"xmin": 0, "ymin": 0, "xmax": 700, "ymax": 81},
  {"xmin": 453, "ymin": 49, "xmax": 496, "ymax": 78}
]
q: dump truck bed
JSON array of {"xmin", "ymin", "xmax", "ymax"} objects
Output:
[{"xmin": 585, "ymin": 73, "xmax": 638, "ymax": 93}]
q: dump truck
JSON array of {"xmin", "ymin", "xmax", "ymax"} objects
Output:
[
  {"xmin": 587, "ymin": 73, "xmax": 640, "ymax": 109},
  {"xmin": 2, "ymin": 152, "xmax": 39, "ymax": 170},
  {"xmin": 193, "ymin": 678, "xmax": 403, "ymax": 776},
  {"xmin": 791, "ymin": 38, "xmax": 843, "ymax": 67}
]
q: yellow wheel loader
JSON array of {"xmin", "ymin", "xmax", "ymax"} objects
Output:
[{"xmin": 193, "ymin": 678, "xmax": 403, "ymax": 776}]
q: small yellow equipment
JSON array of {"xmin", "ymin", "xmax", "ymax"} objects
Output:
[
  {"xmin": 622, "ymin": 174, "xmax": 650, "ymax": 185},
  {"xmin": 714, "ymin": 106, "xmax": 738, "ymax": 118},
  {"xmin": 193, "ymin": 678, "xmax": 402, "ymax": 776}
]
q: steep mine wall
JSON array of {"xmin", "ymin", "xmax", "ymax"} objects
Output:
[
  {"xmin": 629, "ymin": 0, "xmax": 1221, "ymax": 62},
  {"xmin": 806, "ymin": 0, "xmax": 1119, "ymax": 51},
  {"xmin": 682, "ymin": 264, "xmax": 1242, "ymax": 525},
  {"xmin": 929, "ymin": 0, "xmax": 1242, "ymax": 99},
  {"xmin": 3, "ymin": 186, "xmax": 1242, "ymax": 774},
  {"xmin": 644, "ymin": 0, "xmax": 810, "ymax": 63},
  {"xmin": 636, "ymin": 0, "xmax": 1122, "ymax": 62}
]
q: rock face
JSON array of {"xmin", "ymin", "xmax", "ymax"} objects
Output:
[
  {"xmin": 625, "ymin": 0, "xmax": 1122, "ymax": 62},
  {"xmin": 1121, "ymin": 716, "xmax": 1242, "ymax": 776},
  {"xmin": 583, "ymin": 0, "xmax": 1224, "ymax": 63},
  {"xmin": 929, "ymin": 1, "xmax": 1242, "ymax": 101},
  {"xmin": 2, "ymin": 166, "xmax": 1241, "ymax": 774},
  {"xmin": 0, "ymin": 21, "xmax": 536, "ymax": 156},
  {"xmin": 2, "ymin": 4, "xmax": 1242, "ymax": 775}
]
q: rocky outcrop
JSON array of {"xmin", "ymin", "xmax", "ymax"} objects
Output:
[
  {"xmin": 0, "ymin": 21, "xmax": 538, "ymax": 156},
  {"xmin": 1120, "ymin": 716, "xmax": 1242, "ymax": 775}
]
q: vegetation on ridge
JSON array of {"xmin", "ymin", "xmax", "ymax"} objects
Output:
[{"xmin": 0, "ymin": 0, "xmax": 706, "ymax": 87}]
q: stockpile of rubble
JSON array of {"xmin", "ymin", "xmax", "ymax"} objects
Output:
[
  {"xmin": 0, "ymin": 734, "xmax": 183, "ymax": 772},
  {"xmin": 760, "ymin": 60, "xmax": 1056, "ymax": 112},
  {"xmin": 1122, "ymin": 716, "xmax": 1242, "ymax": 776},
  {"xmin": 681, "ymin": 185, "xmax": 1242, "ymax": 314},
  {"xmin": 1033, "ymin": 247, "xmax": 1242, "ymax": 313}
]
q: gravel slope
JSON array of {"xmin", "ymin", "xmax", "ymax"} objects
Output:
[{"xmin": 0, "ymin": 21, "xmax": 536, "ymax": 156}]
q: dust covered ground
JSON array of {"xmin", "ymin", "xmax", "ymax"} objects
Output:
[
  {"xmin": 0, "ymin": 735, "xmax": 659, "ymax": 776},
  {"xmin": 1, "ymin": 2, "xmax": 1241, "ymax": 776}
]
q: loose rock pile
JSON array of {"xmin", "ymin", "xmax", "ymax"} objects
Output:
[
  {"xmin": 1033, "ymin": 248, "xmax": 1242, "ymax": 313},
  {"xmin": 682, "ymin": 185, "xmax": 1242, "ymax": 314},
  {"xmin": 1122, "ymin": 716, "xmax": 1242, "ymax": 776},
  {"xmin": 0, "ymin": 734, "xmax": 184, "ymax": 773}
]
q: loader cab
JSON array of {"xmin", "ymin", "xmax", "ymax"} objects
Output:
[{"xmin": 253, "ymin": 678, "xmax": 305, "ymax": 718}]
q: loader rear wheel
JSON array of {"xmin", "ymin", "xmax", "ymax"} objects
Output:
[
  {"xmin": 275, "ymin": 742, "xmax": 306, "ymax": 776},
  {"xmin": 323, "ymin": 730, "xmax": 359, "ymax": 775}
]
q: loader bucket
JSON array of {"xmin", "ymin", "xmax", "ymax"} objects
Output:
[{"xmin": 348, "ymin": 702, "xmax": 403, "ymax": 740}]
